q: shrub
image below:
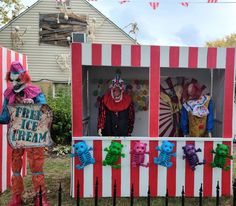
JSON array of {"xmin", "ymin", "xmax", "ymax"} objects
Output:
[{"xmin": 47, "ymin": 85, "xmax": 72, "ymax": 145}]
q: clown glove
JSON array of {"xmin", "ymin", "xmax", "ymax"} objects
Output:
[
  {"xmin": 23, "ymin": 98, "xmax": 34, "ymax": 104},
  {"xmin": 98, "ymin": 128, "xmax": 102, "ymax": 137}
]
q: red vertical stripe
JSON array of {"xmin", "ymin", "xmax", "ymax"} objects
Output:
[
  {"xmin": 223, "ymin": 48, "xmax": 235, "ymax": 138},
  {"xmin": 112, "ymin": 45, "xmax": 121, "ymax": 67},
  {"xmin": 73, "ymin": 140, "xmax": 84, "ymax": 197},
  {"xmin": 0, "ymin": 47, "xmax": 2, "ymax": 192},
  {"xmin": 188, "ymin": 47, "xmax": 198, "ymax": 68},
  {"xmin": 6, "ymin": 49, "xmax": 12, "ymax": 187},
  {"xmin": 203, "ymin": 141, "xmax": 213, "ymax": 197},
  {"xmin": 72, "ymin": 43, "xmax": 83, "ymax": 197},
  {"xmin": 207, "ymin": 48, "xmax": 217, "ymax": 69},
  {"xmin": 72, "ymin": 43, "xmax": 83, "ymax": 137},
  {"xmin": 149, "ymin": 141, "xmax": 158, "ymax": 196},
  {"xmin": 130, "ymin": 140, "xmax": 140, "ymax": 197},
  {"xmin": 23, "ymin": 55, "xmax": 27, "ymax": 71},
  {"xmin": 167, "ymin": 141, "xmax": 176, "ymax": 196},
  {"xmin": 169, "ymin": 47, "xmax": 179, "ymax": 68},
  {"xmin": 221, "ymin": 141, "xmax": 232, "ymax": 196},
  {"xmin": 92, "ymin": 44, "xmax": 102, "ymax": 66},
  {"xmin": 111, "ymin": 45, "xmax": 122, "ymax": 197},
  {"xmin": 150, "ymin": 46, "xmax": 160, "ymax": 137},
  {"xmin": 131, "ymin": 45, "xmax": 141, "ymax": 67},
  {"xmin": 15, "ymin": 52, "xmax": 19, "ymax": 61},
  {"xmin": 185, "ymin": 141, "xmax": 195, "ymax": 197},
  {"xmin": 93, "ymin": 140, "xmax": 102, "ymax": 197}
]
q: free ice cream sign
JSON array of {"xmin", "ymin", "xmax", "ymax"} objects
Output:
[{"xmin": 7, "ymin": 104, "xmax": 53, "ymax": 148}]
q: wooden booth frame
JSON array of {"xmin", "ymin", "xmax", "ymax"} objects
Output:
[{"xmin": 71, "ymin": 43, "xmax": 235, "ymax": 198}]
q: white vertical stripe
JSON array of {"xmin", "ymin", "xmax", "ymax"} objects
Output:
[
  {"xmin": 212, "ymin": 141, "xmax": 222, "ymax": 197},
  {"xmin": 121, "ymin": 140, "xmax": 130, "ymax": 197},
  {"xmin": 83, "ymin": 140, "xmax": 94, "ymax": 197},
  {"xmin": 179, "ymin": 47, "xmax": 189, "ymax": 68},
  {"xmin": 102, "ymin": 44, "xmax": 111, "ymax": 66},
  {"xmin": 70, "ymin": 140, "xmax": 75, "ymax": 197},
  {"xmin": 141, "ymin": 45, "xmax": 150, "ymax": 67},
  {"xmin": 157, "ymin": 141, "xmax": 167, "ymax": 196},
  {"xmin": 2, "ymin": 48, "xmax": 7, "ymax": 191},
  {"xmin": 160, "ymin": 46, "xmax": 170, "ymax": 68},
  {"xmin": 121, "ymin": 45, "xmax": 131, "ymax": 67},
  {"xmin": 216, "ymin": 48, "xmax": 226, "ymax": 69},
  {"xmin": 194, "ymin": 141, "xmax": 205, "ymax": 196},
  {"xmin": 19, "ymin": 53, "xmax": 23, "ymax": 64},
  {"xmin": 197, "ymin": 47, "xmax": 207, "ymax": 68},
  {"xmin": 139, "ymin": 141, "xmax": 149, "ymax": 196},
  {"xmin": 82, "ymin": 43, "xmax": 92, "ymax": 65},
  {"xmin": 102, "ymin": 140, "xmax": 112, "ymax": 197},
  {"xmin": 176, "ymin": 141, "xmax": 186, "ymax": 196},
  {"xmin": 11, "ymin": 51, "xmax": 15, "ymax": 63}
]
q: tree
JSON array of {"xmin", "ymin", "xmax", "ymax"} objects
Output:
[
  {"xmin": 206, "ymin": 33, "xmax": 236, "ymax": 47},
  {"xmin": 0, "ymin": 0, "xmax": 25, "ymax": 27}
]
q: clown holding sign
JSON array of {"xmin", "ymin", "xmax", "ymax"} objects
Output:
[{"xmin": 0, "ymin": 61, "xmax": 52, "ymax": 206}]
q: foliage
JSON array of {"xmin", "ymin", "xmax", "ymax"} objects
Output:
[
  {"xmin": 206, "ymin": 33, "xmax": 236, "ymax": 47},
  {"xmin": 51, "ymin": 145, "xmax": 71, "ymax": 156},
  {"xmin": 47, "ymin": 85, "xmax": 72, "ymax": 145},
  {"xmin": 0, "ymin": 0, "xmax": 25, "ymax": 26}
]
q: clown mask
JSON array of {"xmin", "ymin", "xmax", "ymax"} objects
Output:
[
  {"xmin": 110, "ymin": 75, "xmax": 125, "ymax": 103},
  {"xmin": 7, "ymin": 61, "xmax": 30, "ymax": 93},
  {"xmin": 10, "ymin": 72, "xmax": 26, "ymax": 93}
]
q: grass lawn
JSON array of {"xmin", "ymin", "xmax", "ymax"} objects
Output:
[{"xmin": 0, "ymin": 149, "xmax": 235, "ymax": 206}]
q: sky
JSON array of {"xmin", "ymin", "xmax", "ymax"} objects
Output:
[{"xmin": 22, "ymin": 0, "xmax": 236, "ymax": 46}]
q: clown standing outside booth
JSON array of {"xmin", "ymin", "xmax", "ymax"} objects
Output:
[{"xmin": 0, "ymin": 61, "xmax": 50, "ymax": 206}]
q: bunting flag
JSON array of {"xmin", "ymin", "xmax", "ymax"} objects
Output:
[
  {"xmin": 149, "ymin": 2, "xmax": 159, "ymax": 10},
  {"xmin": 180, "ymin": 2, "xmax": 189, "ymax": 7},
  {"xmin": 207, "ymin": 0, "xmax": 218, "ymax": 2},
  {"xmin": 119, "ymin": 0, "xmax": 130, "ymax": 4}
]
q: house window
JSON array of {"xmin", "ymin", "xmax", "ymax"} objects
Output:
[
  {"xmin": 52, "ymin": 83, "xmax": 71, "ymax": 98},
  {"xmin": 56, "ymin": 0, "xmax": 71, "ymax": 8}
]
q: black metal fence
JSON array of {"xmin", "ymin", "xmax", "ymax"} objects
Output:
[{"xmin": 37, "ymin": 178, "xmax": 236, "ymax": 206}]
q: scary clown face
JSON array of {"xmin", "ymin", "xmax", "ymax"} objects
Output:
[
  {"xmin": 7, "ymin": 61, "xmax": 30, "ymax": 93},
  {"xmin": 110, "ymin": 75, "xmax": 126, "ymax": 103}
]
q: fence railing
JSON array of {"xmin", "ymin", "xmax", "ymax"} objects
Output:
[{"xmin": 37, "ymin": 178, "xmax": 236, "ymax": 206}]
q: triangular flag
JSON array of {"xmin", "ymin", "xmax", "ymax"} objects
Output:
[
  {"xmin": 207, "ymin": 0, "xmax": 218, "ymax": 3},
  {"xmin": 149, "ymin": 2, "xmax": 159, "ymax": 10},
  {"xmin": 119, "ymin": 0, "xmax": 130, "ymax": 4},
  {"xmin": 180, "ymin": 2, "xmax": 189, "ymax": 7}
]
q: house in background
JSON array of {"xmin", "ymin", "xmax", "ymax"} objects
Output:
[{"xmin": 0, "ymin": 0, "xmax": 135, "ymax": 96}]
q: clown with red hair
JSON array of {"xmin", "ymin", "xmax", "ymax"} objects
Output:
[
  {"xmin": 180, "ymin": 82, "xmax": 214, "ymax": 137},
  {"xmin": 97, "ymin": 75, "xmax": 135, "ymax": 137},
  {"xmin": 0, "ymin": 61, "xmax": 50, "ymax": 206}
]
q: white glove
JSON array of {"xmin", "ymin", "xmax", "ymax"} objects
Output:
[
  {"xmin": 98, "ymin": 128, "xmax": 102, "ymax": 137},
  {"xmin": 23, "ymin": 98, "xmax": 34, "ymax": 104}
]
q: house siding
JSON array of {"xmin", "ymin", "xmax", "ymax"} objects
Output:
[{"xmin": 0, "ymin": 0, "xmax": 135, "ymax": 82}]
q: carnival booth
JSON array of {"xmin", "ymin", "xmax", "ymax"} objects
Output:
[
  {"xmin": 71, "ymin": 43, "xmax": 235, "ymax": 198},
  {"xmin": 0, "ymin": 46, "xmax": 27, "ymax": 193}
]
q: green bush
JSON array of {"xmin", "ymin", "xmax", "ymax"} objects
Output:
[{"xmin": 47, "ymin": 86, "xmax": 72, "ymax": 145}]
